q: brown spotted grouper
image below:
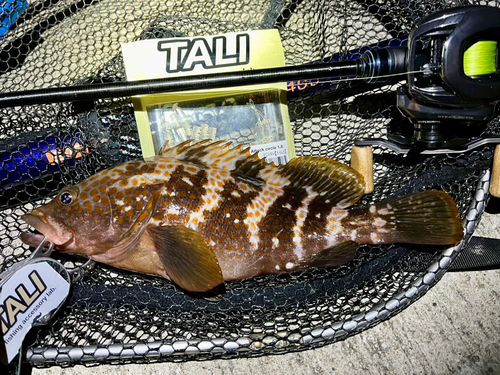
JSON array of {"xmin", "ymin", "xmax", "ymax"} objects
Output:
[{"xmin": 21, "ymin": 140, "xmax": 463, "ymax": 292}]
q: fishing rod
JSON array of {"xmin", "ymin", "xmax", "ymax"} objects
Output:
[{"xmin": 0, "ymin": 46, "xmax": 406, "ymax": 107}]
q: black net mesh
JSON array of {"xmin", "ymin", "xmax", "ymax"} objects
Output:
[{"xmin": 0, "ymin": 0, "xmax": 497, "ymax": 367}]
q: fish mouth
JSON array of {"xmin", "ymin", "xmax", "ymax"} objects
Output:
[{"xmin": 21, "ymin": 210, "xmax": 74, "ymax": 249}]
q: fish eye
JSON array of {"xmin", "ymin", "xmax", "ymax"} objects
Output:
[{"xmin": 57, "ymin": 187, "xmax": 79, "ymax": 205}]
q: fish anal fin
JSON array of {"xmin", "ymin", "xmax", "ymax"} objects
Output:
[
  {"xmin": 306, "ymin": 241, "xmax": 359, "ymax": 268},
  {"xmin": 147, "ymin": 226, "xmax": 224, "ymax": 292}
]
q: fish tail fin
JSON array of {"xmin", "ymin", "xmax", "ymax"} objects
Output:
[{"xmin": 353, "ymin": 190, "xmax": 463, "ymax": 245}]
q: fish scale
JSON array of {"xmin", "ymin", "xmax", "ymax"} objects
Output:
[{"xmin": 21, "ymin": 140, "xmax": 464, "ymax": 293}]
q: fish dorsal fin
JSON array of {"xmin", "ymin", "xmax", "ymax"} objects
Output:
[
  {"xmin": 237, "ymin": 155, "xmax": 366, "ymax": 208},
  {"xmin": 158, "ymin": 139, "xmax": 261, "ymax": 171},
  {"xmin": 158, "ymin": 140, "xmax": 171, "ymax": 155},
  {"xmin": 276, "ymin": 156, "xmax": 366, "ymax": 208},
  {"xmin": 158, "ymin": 140, "xmax": 365, "ymax": 207}
]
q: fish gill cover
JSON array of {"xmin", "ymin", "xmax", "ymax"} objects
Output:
[{"xmin": 0, "ymin": 0, "xmax": 497, "ymax": 367}]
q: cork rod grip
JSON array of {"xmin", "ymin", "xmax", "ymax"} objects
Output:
[
  {"xmin": 490, "ymin": 145, "xmax": 500, "ymax": 198},
  {"xmin": 351, "ymin": 145, "xmax": 374, "ymax": 194}
]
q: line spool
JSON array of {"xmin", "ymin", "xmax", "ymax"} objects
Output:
[{"xmin": 463, "ymin": 41, "xmax": 498, "ymax": 77}]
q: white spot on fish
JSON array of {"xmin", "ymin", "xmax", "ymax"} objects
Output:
[
  {"xmin": 124, "ymin": 206, "xmax": 132, "ymax": 212},
  {"xmin": 351, "ymin": 219, "xmax": 369, "ymax": 226},
  {"xmin": 294, "ymin": 245, "xmax": 304, "ymax": 261},
  {"xmin": 350, "ymin": 229, "xmax": 358, "ymax": 241},
  {"xmin": 370, "ymin": 232, "xmax": 380, "ymax": 243},
  {"xmin": 249, "ymin": 238, "xmax": 259, "ymax": 251},
  {"xmin": 166, "ymin": 206, "xmax": 181, "ymax": 217},
  {"xmin": 292, "ymin": 225, "xmax": 302, "ymax": 249},
  {"xmin": 286, "ymin": 262, "xmax": 294, "ymax": 270},
  {"xmin": 379, "ymin": 208, "xmax": 392, "ymax": 215},
  {"xmin": 231, "ymin": 191, "xmax": 241, "ymax": 198},
  {"xmin": 369, "ymin": 205, "xmax": 376, "ymax": 213},
  {"xmin": 187, "ymin": 210, "xmax": 205, "ymax": 229},
  {"xmin": 115, "ymin": 199, "xmax": 124, "ymax": 206},
  {"xmin": 272, "ymin": 237, "xmax": 279, "ymax": 248},
  {"xmin": 246, "ymin": 186, "xmax": 282, "ymax": 252},
  {"xmin": 325, "ymin": 208, "xmax": 349, "ymax": 247},
  {"xmin": 291, "ymin": 186, "xmax": 317, "ymax": 257},
  {"xmin": 234, "ymin": 219, "xmax": 240, "ymax": 224},
  {"xmin": 373, "ymin": 217, "xmax": 387, "ymax": 227},
  {"xmin": 282, "ymin": 203, "xmax": 292, "ymax": 210},
  {"xmin": 182, "ymin": 177, "xmax": 193, "ymax": 186},
  {"xmin": 226, "ymin": 213, "xmax": 231, "ymax": 218},
  {"xmin": 275, "ymin": 265, "xmax": 280, "ymax": 270}
]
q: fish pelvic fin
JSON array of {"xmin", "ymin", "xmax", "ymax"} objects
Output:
[
  {"xmin": 148, "ymin": 226, "xmax": 224, "ymax": 292},
  {"xmin": 347, "ymin": 190, "xmax": 464, "ymax": 246}
]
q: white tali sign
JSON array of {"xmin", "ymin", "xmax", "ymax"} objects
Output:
[
  {"xmin": 0, "ymin": 261, "xmax": 70, "ymax": 364},
  {"xmin": 121, "ymin": 30, "xmax": 287, "ymax": 82},
  {"xmin": 157, "ymin": 34, "xmax": 250, "ymax": 73}
]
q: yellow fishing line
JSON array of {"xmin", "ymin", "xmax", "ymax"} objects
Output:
[{"xmin": 464, "ymin": 41, "xmax": 497, "ymax": 77}]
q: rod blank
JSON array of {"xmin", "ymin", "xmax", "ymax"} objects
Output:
[{"xmin": 0, "ymin": 61, "xmax": 362, "ymax": 108}]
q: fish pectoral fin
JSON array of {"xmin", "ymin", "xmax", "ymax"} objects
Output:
[
  {"xmin": 306, "ymin": 241, "xmax": 359, "ymax": 268},
  {"xmin": 147, "ymin": 226, "xmax": 224, "ymax": 292}
]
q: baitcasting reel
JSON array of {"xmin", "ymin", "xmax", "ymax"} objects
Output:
[{"xmin": 358, "ymin": 5, "xmax": 500, "ymax": 153}]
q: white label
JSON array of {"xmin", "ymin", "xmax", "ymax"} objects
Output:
[
  {"xmin": 250, "ymin": 141, "xmax": 290, "ymax": 165},
  {"xmin": 121, "ymin": 31, "xmax": 280, "ymax": 81},
  {"xmin": 0, "ymin": 262, "xmax": 70, "ymax": 363}
]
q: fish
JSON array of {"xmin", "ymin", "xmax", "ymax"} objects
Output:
[{"xmin": 20, "ymin": 140, "xmax": 464, "ymax": 292}]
